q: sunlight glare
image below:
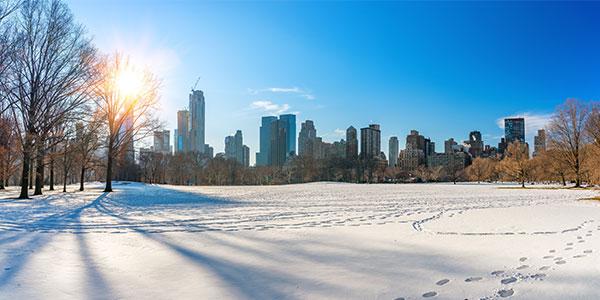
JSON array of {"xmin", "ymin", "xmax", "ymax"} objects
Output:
[{"xmin": 116, "ymin": 67, "xmax": 143, "ymax": 98}]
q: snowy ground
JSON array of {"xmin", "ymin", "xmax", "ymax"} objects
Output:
[{"xmin": 0, "ymin": 182, "xmax": 599, "ymax": 299}]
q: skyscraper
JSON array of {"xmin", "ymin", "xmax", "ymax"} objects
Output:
[
  {"xmin": 176, "ymin": 110, "xmax": 190, "ymax": 153},
  {"xmin": 445, "ymin": 138, "xmax": 457, "ymax": 154},
  {"xmin": 225, "ymin": 130, "xmax": 246, "ymax": 165},
  {"xmin": 505, "ymin": 117, "xmax": 525, "ymax": 144},
  {"xmin": 270, "ymin": 119, "xmax": 288, "ymax": 166},
  {"xmin": 256, "ymin": 116, "xmax": 277, "ymax": 166},
  {"xmin": 467, "ymin": 131, "xmax": 484, "ymax": 157},
  {"xmin": 389, "ymin": 136, "xmax": 399, "ymax": 167},
  {"xmin": 360, "ymin": 124, "xmax": 381, "ymax": 159},
  {"xmin": 346, "ymin": 126, "xmax": 358, "ymax": 160},
  {"xmin": 153, "ymin": 130, "xmax": 171, "ymax": 154},
  {"xmin": 189, "ymin": 89, "xmax": 205, "ymax": 153},
  {"xmin": 298, "ymin": 120, "xmax": 317, "ymax": 157},
  {"xmin": 406, "ymin": 130, "xmax": 434, "ymax": 156},
  {"xmin": 279, "ymin": 114, "xmax": 296, "ymax": 157},
  {"xmin": 242, "ymin": 145, "xmax": 250, "ymax": 167},
  {"xmin": 533, "ymin": 129, "xmax": 546, "ymax": 157}
]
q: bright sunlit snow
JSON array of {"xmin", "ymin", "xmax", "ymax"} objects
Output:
[{"xmin": 0, "ymin": 182, "xmax": 599, "ymax": 299}]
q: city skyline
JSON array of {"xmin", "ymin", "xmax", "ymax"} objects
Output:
[{"xmin": 65, "ymin": 1, "xmax": 600, "ymax": 164}]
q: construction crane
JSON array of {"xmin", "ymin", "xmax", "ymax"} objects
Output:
[{"xmin": 191, "ymin": 76, "xmax": 201, "ymax": 92}]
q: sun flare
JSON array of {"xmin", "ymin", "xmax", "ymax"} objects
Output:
[{"xmin": 116, "ymin": 67, "xmax": 144, "ymax": 98}]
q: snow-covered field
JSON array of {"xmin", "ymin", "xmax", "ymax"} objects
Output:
[{"xmin": 0, "ymin": 182, "xmax": 599, "ymax": 299}]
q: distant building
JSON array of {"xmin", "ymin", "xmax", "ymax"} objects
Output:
[
  {"xmin": 256, "ymin": 116, "xmax": 277, "ymax": 166},
  {"xmin": 270, "ymin": 119, "xmax": 289, "ymax": 167},
  {"xmin": 360, "ymin": 124, "xmax": 381, "ymax": 159},
  {"xmin": 257, "ymin": 114, "xmax": 297, "ymax": 167},
  {"xmin": 298, "ymin": 120, "xmax": 318, "ymax": 157},
  {"xmin": 406, "ymin": 130, "xmax": 434, "ymax": 158},
  {"xmin": 153, "ymin": 130, "xmax": 171, "ymax": 154},
  {"xmin": 225, "ymin": 130, "xmax": 248, "ymax": 166},
  {"xmin": 189, "ymin": 90, "xmax": 206, "ymax": 153},
  {"xmin": 204, "ymin": 144, "xmax": 214, "ymax": 158},
  {"xmin": 242, "ymin": 145, "xmax": 250, "ymax": 167},
  {"xmin": 346, "ymin": 126, "xmax": 358, "ymax": 160},
  {"xmin": 445, "ymin": 138, "xmax": 457, "ymax": 154},
  {"xmin": 279, "ymin": 114, "xmax": 297, "ymax": 157},
  {"xmin": 176, "ymin": 110, "xmax": 190, "ymax": 153},
  {"xmin": 388, "ymin": 136, "xmax": 399, "ymax": 167},
  {"xmin": 533, "ymin": 129, "xmax": 546, "ymax": 157},
  {"xmin": 427, "ymin": 152, "xmax": 470, "ymax": 170},
  {"xmin": 399, "ymin": 147, "xmax": 424, "ymax": 172},
  {"xmin": 498, "ymin": 137, "xmax": 508, "ymax": 155},
  {"xmin": 466, "ymin": 131, "xmax": 483, "ymax": 157},
  {"xmin": 505, "ymin": 117, "xmax": 525, "ymax": 144}
]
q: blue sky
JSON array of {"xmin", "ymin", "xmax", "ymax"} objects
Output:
[{"xmin": 66, "ymin": 1, "xmax": 600, "ymax": 164}]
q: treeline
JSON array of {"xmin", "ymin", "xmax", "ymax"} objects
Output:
[
  {"xmin": 136, "ymin": 99, "xmax": 600, "ymax": 187},
  {"xmin": 0, "ymin": 0, "xmax": 160, "ymax": 198}
]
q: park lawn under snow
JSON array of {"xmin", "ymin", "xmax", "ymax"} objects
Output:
[{"xmin": 0, "ymin": 182, "xmax": 599, "ymax": 299}]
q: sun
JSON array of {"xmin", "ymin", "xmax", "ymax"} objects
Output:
[{"xmin": 116, "ymin": 67, "xmax": 144, "ymax": 98}]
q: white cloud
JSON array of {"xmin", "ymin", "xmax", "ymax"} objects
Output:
[
  {"xmin": 247, "ymin": 87, "xmax": 315, "ymax": 100},
  {"xmin": 496, "ymin": 112, "xmax": 553, "ymax": 136},
  {"xmin": 250, "ymin": 100, "xmax": 290, "ymax": 115},
  {"xmin": 333, "ymin": 128, "xmax": 346, "ymax": 137}
]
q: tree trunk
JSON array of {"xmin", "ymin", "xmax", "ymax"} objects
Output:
[
  {"xmin": 62, "ymin": 149, "xmax": 68, "ymax": 193},
  {"xmin": 521, "ymin": 180, "xmax": 525, "ymax": 188},
  {"xmin": 34, "ymin": 144, "xmax": 44, "ymax": 196},
  {"xmin": 63, "ymin": 173, "xmax": 68, "ymax": 193},
  {"xmin": 49, "ymin": 156, "xmax": 55, "ymax": 191},
  {"xmin": 0, "ymin": 158, "xmax": 4, "ymax": 190},
  {"xmin": 79, "ymin": 166, "xmax": 85, "ymax": 191},
  {"xmin": 104, "ymin": 140, "xmax": 114, "ymax": 192},
  {"xmin": 19, "ymin": 143, "xmax": 32, "ymax": 199},
  {"xmin": 28, "ymin": 158, "xmax": 33, "ymax": 189}
]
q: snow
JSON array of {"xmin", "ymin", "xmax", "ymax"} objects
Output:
[{"xmin": 0, "ymin": 182, "xmax": 599, "ymax": 299}]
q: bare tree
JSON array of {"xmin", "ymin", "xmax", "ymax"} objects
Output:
[
  {"xmin": 94, "ymin": 53, "xmax": 160, "ymax": 192},
  {"xmin": 498, "ymin": 141, "xmax": 531, "ymax": 188},
  {"xmin": 587, "ymin": 102, "xmax": 600, "ymax": 152},
  {"xmin": 3, "ymin": 0, "xmax": 96, "ymax": 198},
  {"xmin": 546, "ymin": 99, "xmax": 590, "ymax": 187},
  {"xmin": 73, "ymin": 116, "xmax": 102, "ymax": 191},
  {"xmin": 0, "ymin": 0, "xmax": 20, "ymax": 114}
]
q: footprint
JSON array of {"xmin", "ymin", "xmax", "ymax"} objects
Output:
[
  {"xmin": 422, "ymin": 291, "xmax": 437, "ymax": 298},
  {"xmin": 565, "ymin": 247, "xmax": 573, "ymax": 251},
  {"xmin": 543, "ymin": 255, "xmax": 553, "ymax": 259},
  {"xmin": 394, "ymin": 298, "xmax": 405, "ymax": 300},
  {"xmin": 584, "ymin": 250, "xmax": 593, "ymax": 254},
  {"xmin": 519, "ymin": 257, "xmax": 527, "ymax": 262},
  {"xmin": 436, "ymin": 279, "xmax": 450, "ymax": 286},
  {"xmin": 498, "ymin": 289, "xmax": 515, "ymax": 298},
  {"xmin": 491, "ymin": 270, "xmax": 505, "ymax": 276},
  {"xmin": 539, "ymin": 266, "xmax": 551, "ymax": 271},
  {"xmin": 530, "ymin": 273, "xmax": 546, "ymax": 280},
  {"xmin": 549, "ymin": 250, "xmax": 556, "ymax": 253},
  {"xmin": 501, "ymin": 277, "xmax": 517, "ymax": 284},
  {"xmin": 556, "ymin": 260, "xmax": 567, "ymax": 265},
  {"xmin": 573, "ymin": 254, "xmax": 586, "ymax": 258},
  {"xmin": 465, "ymin": 276, "xmax": 482, "ymax": 282},
  {"xmin": 516, "ymin": 265, "xmax": 529, "ymax": 270},
  {"xmin": 577, "ymin": 236, "xmax": 582, "ymax": 240},
  {"xmin": 567, "ymin": 243, "xmax": 573, "ymax": 246}
]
